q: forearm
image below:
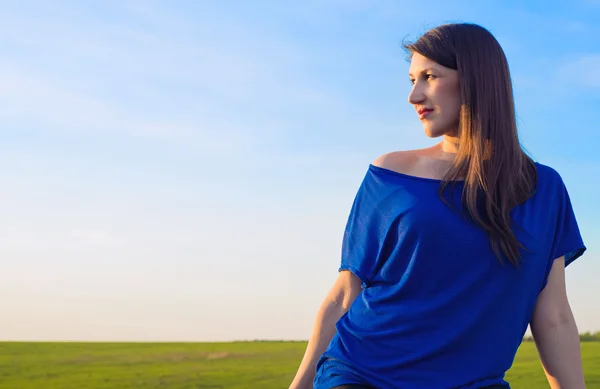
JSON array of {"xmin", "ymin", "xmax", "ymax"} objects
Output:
[
  {"xmin": 289, "ymin": 300, "xmax": 347, "ymax": 389},
  {"xmin": 532, "ymin": 312, "xmax": 586, "ymax": 389}
]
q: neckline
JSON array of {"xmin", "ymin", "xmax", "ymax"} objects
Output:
[
  {"xmin": 369, "ymin": 161, "xmax": 541, "ymax": 184},
  {"xmin": 369, "ymin": 164, "xmax": 465, "ymax": 184}
]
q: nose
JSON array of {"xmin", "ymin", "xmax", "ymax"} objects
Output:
[{"xmin": 408, "ymin": 82, "xmax": 426, "ymax": 105}]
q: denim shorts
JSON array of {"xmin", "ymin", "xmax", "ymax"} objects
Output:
[{"xmin": 331, "ymin": 385, "xmax": 509, "ymax": 389}]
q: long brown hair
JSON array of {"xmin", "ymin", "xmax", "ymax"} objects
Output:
[{"xmin": 404, "ymin": 23, "xmax": 537, "ymax": 266}]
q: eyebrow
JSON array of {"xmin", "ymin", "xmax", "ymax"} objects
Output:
[{"xmin": 408, "ymin": 67, "xmax": 438, "ymax": 77}]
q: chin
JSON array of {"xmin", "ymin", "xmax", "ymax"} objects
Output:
[
  {"xmin": 423, "ymin": 122, "xmax": 458, "ymax": 138},
  {"xmin": 423, "ymin": 126, "xmax": 445, "ymax": 138}
]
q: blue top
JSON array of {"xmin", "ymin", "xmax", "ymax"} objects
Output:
[{"xmin": 313, "ymin": 162, "xmax": 586, "ymax": 389}]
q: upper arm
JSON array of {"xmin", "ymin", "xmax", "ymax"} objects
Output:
[
  {"xmin": 531, "ymin": 256, "xmax": 572, "ymax": 329},
  {"xmin": 325, "ymin": 270, "xmax": 362, "ymax": 311}
]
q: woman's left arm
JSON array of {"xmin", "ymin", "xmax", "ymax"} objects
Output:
[{"xmin": 530, "ymin": 256, "xmax": 586, "ymax": 389}]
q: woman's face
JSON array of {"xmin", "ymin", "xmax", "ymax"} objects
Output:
[{"xmin": 408, "ymin": 52, "xmax": 461, "ymax": 138}]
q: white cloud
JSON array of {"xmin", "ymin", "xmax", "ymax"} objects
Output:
[
  {"xmin": 69, "ymin": 228, "xmax": 127, "ymax": 246},
  {"xmin": 0, "ymin": 2, "xmax": 356, "ymax": 161},
  {"xmin": 0, "ymin": 1, "xmax": 425, "ymax": 169},
  {"xmin": 510, "ymin": 9, "xmax": 597, "ymax": 35},
  {"xmin": 0, "ymin": 233, "xmax": 126, "ymax": 250},
  {"xmin": 559, "ymin": 54, "xmax": 600, "ymax": 88},
  {"xmin": 0, "ymin": 64, "xmax": 260, "ymax": 155}
]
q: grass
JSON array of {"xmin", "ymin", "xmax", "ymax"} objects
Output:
[{"xmin": 0, "ymin": 341, "xmax": 598, "ymax": 388}]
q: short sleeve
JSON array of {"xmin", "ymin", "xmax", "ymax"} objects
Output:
[
  {"xmin": 338, "ymin": 171, "xmax": 388, "ymax": 287},
  {"xmin": 541, "ymin": 176, "xmax": 586, "ymax": 289}
]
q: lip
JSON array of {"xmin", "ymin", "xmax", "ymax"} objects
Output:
[{"xmin": 417, "ymin": 108, "xmax": 433, "ymax": 119}]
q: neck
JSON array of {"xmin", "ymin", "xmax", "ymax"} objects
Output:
[{"xmin": 440, "ymin": 134, "xmax": 460, "ymax": 155}]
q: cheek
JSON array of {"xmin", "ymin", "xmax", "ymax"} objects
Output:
[
  {"xmin": 449, "ymin": 96, "xmax": 462, "ymax": 119},
  {"xmin": 437, "ymin": 84, "xmax": 461, "ymax": 118}
]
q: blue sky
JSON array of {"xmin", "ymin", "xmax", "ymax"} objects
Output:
[{"xmin": 1, "ymin": 1, "xmax": 599, "ymax": 341}]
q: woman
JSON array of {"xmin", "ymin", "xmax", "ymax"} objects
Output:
[{"xmin": 289, "ymin": 23, "xmax": 587, "ymax": 389}]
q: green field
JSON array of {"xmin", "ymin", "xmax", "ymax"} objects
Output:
[{"xmin": 0, "ymin": 341, "xmax": 598, "ymax": 388}]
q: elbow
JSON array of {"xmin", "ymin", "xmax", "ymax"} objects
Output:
[
  {"xmin": 328, "ymin": 291, "xmax": 356, "ymax": 313},
  {"xmin": 339, "ymin": 289, "xmax": 361, "ymax": 311},
  {"xmin": 325, "ymin": 271, "xmax": 362, "ymax": 312},
  {"xmin": 531, "ymin": 306, "xmax": 577, "ymax": 334}
]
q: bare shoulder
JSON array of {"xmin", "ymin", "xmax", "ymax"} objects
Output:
[{"xmin": 372, "ymin": 150, "xmax": 421, "ymax": 173}]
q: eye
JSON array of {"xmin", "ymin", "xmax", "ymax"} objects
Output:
[
  {"xmin": 409, "ymin": 79, "xmax": 415, "ymax": 85},
  {"xmin": 426, "ymin": 73, "xmax": 437, "ymax": 80}
]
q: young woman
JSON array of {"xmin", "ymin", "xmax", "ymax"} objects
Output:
[{"xmin": 289, "ymin": 23, "xmax": 587, "ymax": 389}]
